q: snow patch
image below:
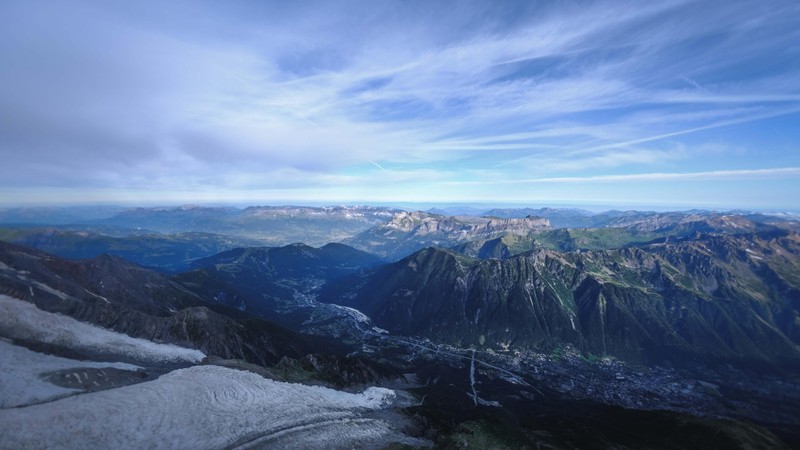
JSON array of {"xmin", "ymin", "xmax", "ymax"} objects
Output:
[
  {"xmin": 0, "ymin": 294, "xmax": 205, "ymax": 364},
  {"xmin": 83, "ymin": 288, "xmax": 110, "ymax": 304},
  {"xmin": 745, "ymin": 249, "xmax": 764, "ymax": 260}
]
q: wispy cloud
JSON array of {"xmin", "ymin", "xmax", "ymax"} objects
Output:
[
  {"xmin": 446, "ymin": 167, "xmax": 800, "ymax": 185},
  {"xmin": 1, "ymin": 0, "xmax": 799, "ymax": 208}
]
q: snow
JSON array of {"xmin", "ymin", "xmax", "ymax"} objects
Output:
[
  {"xmin": 0, "ymin": 365, "xmax": 424, "ymax": 450},
  {"xmin": 0, "ymin": 339, "xmax": 141, "ymax": 408},
  {"xmin": 83, "ymin": 288, "xmax": 110, "ymax": 304},
  {"xmin": 0, "ymin": 294, "xmax": 205, "ymax": 364},
  {"xmin": 744, "ymin": 249, "xmax": 764, "ymax": 260}
]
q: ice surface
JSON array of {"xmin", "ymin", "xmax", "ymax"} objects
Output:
[
  {"xmin": 0, "ymin": 365, "xmax": 422, "ymax": 449},
  {"xmin": 0, "ymin": 294, "xmax": 205, "ymax": 364},
  {"xmin": 0, "ymin": 340, "xmax": 142, "ymax": 408}
]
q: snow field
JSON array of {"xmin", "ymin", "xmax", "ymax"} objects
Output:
[{"xmin": 0, "ymin": 365, "xmax": 411, "ymax": 450}]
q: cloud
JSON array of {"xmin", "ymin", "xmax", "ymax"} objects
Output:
[
  {"xmin": 446, "ymin": 167, "xmax": 800, "ymax": 185},
  {"xmin": 0, "ymin": 0, "xmax": 799, "ymax": 208}
]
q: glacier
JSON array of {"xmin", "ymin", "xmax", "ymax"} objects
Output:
[{"xmin": 0, "ymin": 364, "xmax": 422, "ymax": 449}]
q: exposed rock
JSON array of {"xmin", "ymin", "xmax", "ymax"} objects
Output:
[{"xmin": 346, "ymin": 211, "xmax": 551, "ymax": 260}]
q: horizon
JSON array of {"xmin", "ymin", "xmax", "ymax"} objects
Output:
[
  {"xmin": 1, "ymin": 200, "xmax": 798, "ymax": 216},
  {"xmin": 2, "ymin": 1, "xmax": 799, "ymax": 209}
]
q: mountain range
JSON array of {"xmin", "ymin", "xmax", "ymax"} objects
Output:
[
  {"xmin": 345, "ymin": 210, "xmax": 552, "ymax": 260},
  {"xmin": 2, "ymin": 205, "xmax": 800, "ymax": 448},
  {"xmin": 323, "ymin": 230, "xmax": 800, "ymax": 366},
  {"xmin": 0, "ymin": 204, "xmax": 402, "ymax": 247}
]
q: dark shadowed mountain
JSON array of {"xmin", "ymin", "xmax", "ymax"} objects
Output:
[
  {"xmin": 0, "ymin": 228, "xmax": 263, "ymax": 273},
  {"xmin": 176, "ymin": 242, "xmax": 383, "ymax": 331},
  {"xmin": 322, "ymin": 230, "xmax": 800, "ymax": 367},
  {"xmin": 0, "ymin": 241, "xmax": 312, "ymax": 365},
  {"xmin": 0, "ymin": 206, "xmax": 127, "ymax": 225}
]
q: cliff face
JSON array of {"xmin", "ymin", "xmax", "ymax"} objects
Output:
[{"xmin": 322, "ymin": 232, "xmax": 800, "ymax": 366}]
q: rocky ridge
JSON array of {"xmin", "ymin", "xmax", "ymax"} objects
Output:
[{"xmin": 346, "ymin": 211, "xmax": 551, "ymax": 260}]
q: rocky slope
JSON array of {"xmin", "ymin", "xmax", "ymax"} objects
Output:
[{"xmin": 322, "ymin": 231, "xmax": 800, "ymax": 366}]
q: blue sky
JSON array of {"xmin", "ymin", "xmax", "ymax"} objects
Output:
[{"xmin": 1, "ymin": 0, "xmax": 799, "ymax": 210}]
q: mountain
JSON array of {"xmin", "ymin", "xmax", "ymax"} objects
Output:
[
  {"xmin": 452, "ymin": 227, "xmax": 657, "ymax": 257},
  {"xmin": 0, "ymin": 205, "xmax": 126, "ymax": 225},
  {"xmin": 92, "ymin": 205, "xmax": 400, "ymax": 246},
  {"xmin": 345, "ymin": 210, "xmax": 551, "ymax": 260},
  {"xmin": 0, "ymin": 228, "xmax": 263, "ymax": 273},
  {"xmin": 321, "ymin": 230, "xmax": 800, "ymax": 366},
  {"xmin": 597, "ymin": 210, "xmax": 775, "ymax": 233},
  {"xmin": 451, "ymin": 215, "xmax": 788, "ymax": 260},
  {"xmin": 0, "ymin": 241, "xmax": 312, "ymax": 365},
  {"xmin": 483, "ymin": 207, "xmax": 596, "ymax": 227},
  {"xmin": 3, "ymin": 225, "xmax": 799, "ymax": 448},
  {"xmin": 483, "ymin": 207, "xmax": 800, "ymax": 232},
  {"xmin": 347, "ymin": 210, "xmax": 790, "ymax": 263},
  {"xmin": 188, "ymin": 241, "xmax": 382, "ymax": 275}
]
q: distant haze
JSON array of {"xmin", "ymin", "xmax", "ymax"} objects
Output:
[{"xmin": 1, "ymin": 0, "xmax": 799, "ymax": 209}]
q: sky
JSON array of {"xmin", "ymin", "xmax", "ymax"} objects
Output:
[{"xmin": 1, "ymin": 0, "xmax": 799, "ymax": 210}]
